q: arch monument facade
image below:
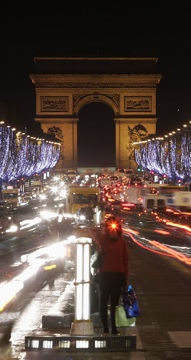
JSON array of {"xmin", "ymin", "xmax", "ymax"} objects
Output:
[{"xmin": 30, "ymin": 57, "xmax": 161, "ymax": 172}]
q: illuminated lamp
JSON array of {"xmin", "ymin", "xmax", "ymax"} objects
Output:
[
  {"xmin": 70, "ymin": 236, "xmax": 94, "ymax": 336},
  {"xmin": 111, "ymin": 222, "xmax": 117, "ymax": 230}
]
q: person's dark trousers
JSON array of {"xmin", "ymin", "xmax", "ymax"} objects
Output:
[{"xmin": 99, "ymin": 282, "xmax": 122, "ymax": 333}]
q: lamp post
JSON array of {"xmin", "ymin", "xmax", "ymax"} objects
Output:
[{"xmin": 70, "ymin": 236, "xmax": 94, "ymax": 335}]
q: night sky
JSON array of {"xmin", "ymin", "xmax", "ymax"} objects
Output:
[{"xmin": 1, "ymin": 1, "xmax": 191, "ymax": 167}]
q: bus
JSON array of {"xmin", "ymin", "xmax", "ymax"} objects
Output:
[
  {"xmin": 142, "ymin": 194, "xmax": 167, "ymax": 211},
  {"xmin": 143, "ymin": 184, "xmax": 186, "ymax": 206},
  {"xmin": 65, "ymin": 186, "xmax": 101, "ymax": 214},
  {"xmin": 1, "ymin": 188, "xmax": 21, "ymax": 206}
]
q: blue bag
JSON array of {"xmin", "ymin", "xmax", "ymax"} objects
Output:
[{"xmin": 122, "ymin": 284, "xmax": 140, "ymax": 318}]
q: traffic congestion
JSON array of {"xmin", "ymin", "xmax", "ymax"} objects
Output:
[
  {"xmin": 1, "ymin": 169, "xmax": 191, "ymax": 309},
  {"xmin": 0, "ymin": 169, "xmax": 191, "ymax": 359}
]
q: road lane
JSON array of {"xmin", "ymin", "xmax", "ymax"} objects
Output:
[{"xmin": 1, "ymin": 213, "xmax": 191, "ymax": 359}]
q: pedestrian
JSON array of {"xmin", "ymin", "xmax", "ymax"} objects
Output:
[{"xmin": 89, "ymin": 215, "xmax": 129, "ymax": 336}]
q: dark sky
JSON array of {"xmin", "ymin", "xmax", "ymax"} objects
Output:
[{"xmin": 1, "ymin": 1, "xmax": 191, "ymax": 166}]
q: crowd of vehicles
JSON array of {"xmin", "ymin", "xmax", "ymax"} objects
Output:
[
  {"xmin": 1, "ymin": 169, "xmax": 191, "ymax": 354},
  {"xmin": 1, "ymin": 169, "xmax": 191, "ymax": 234}
]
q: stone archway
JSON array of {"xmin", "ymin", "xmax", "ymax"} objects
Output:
[{"xmin": 30, "ymin": 57, "xmax": 161, "ymax": 172}]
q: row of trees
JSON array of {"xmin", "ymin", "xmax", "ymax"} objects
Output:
[
  {"xmin": 134, "ymin": 126, "xmax": 191, "ymax": 183},
  {"xmin": 0, "ymin": 122, "xmax": 60, "ymax": 182}
]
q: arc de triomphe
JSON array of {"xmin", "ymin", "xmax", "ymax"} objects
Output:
[{"xmin": 30, "ymin": 57, "xmax": 161, "ymax": 172}]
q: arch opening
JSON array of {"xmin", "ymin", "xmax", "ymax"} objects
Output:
[{"xmin": 78, "ymin": 102, "xmax": 115, "ymax": 168}]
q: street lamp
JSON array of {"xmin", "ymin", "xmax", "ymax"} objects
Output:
[{"xmin": 70, "ymin": 236, "xmax": 94, "ymax": 336}]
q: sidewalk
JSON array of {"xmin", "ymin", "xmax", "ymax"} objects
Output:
[{"xmin": 23, "ymin": 268, "xmax": 145, "ymax": 358}]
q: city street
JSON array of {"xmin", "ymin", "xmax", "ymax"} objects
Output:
[
  {"xmin": 1, "ymin": 3, "xmax": 191, "ymax": 359},
  {"xmin": 0, "ymin": 215, "xmax": 191, "ymax": 359}
]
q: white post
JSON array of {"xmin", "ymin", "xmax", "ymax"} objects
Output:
[{"xmin": 70, "ymin": 236, "xmax": 94, "ymax": 335}]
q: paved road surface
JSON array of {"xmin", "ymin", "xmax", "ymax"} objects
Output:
[{"xmin": 1, "ymin": 232, "xmax": 191, "ymax": 359}]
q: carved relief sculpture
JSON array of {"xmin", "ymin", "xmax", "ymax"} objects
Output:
[
  {"xmin": 41, "ymin": 97, "xmax": 68, "ymax": 112},
  {"xmin": 126, "ymin": 125, "xmax": 148, "ymax": 160},
  {"xmin": 124, "ymin": 96, "xmax": 152, "ymax": 112}
]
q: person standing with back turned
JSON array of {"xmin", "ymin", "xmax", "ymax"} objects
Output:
[{"xmin": 90, "ymin": 215, "xmax": 129, "ymax": 335}]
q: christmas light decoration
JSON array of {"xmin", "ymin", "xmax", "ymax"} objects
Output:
[
  {"xmin": 0, "ymin": 122, "xmax": 60, "ymax": 182},
  {"xmin": 133, "ymin": 122, "xmax": 191, "ymax": 184}
]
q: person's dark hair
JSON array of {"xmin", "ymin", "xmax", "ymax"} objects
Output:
[{"xmin": 104, "ymin": 215, "xmax": 122, "ymax": 240}]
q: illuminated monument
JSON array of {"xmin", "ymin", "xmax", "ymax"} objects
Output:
[{"xmin": 30, "ymin": 57, "xmax": 161, "ymax": 172}]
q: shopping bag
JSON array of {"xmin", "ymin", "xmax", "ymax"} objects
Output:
[
  {"xmin": 122, "ymin": 284, "xmax": 140, "ymax": 318},
  {"xmin": 115, "ymin": 305, "xmax": 136, "ymax": 327}
]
